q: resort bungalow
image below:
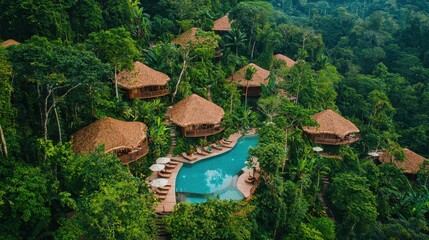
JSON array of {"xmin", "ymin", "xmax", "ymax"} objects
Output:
[
  {"xmin": 273, "ymin": 54, "xmax": 297, "ymax": 68},
  {"xmin": 1, "ymin": 39, "xmax": 20, "ymax": 47},
  {"xmin": 212, "ymin": 14, "xmax": 232, "ymax": 33},
  {"xmin": 172, "ymin": 27, "xmax": 208, "ymax": 47},
  {"xmin": 71, "ymin": 117, "xmax": 149, "ymax": 164},
  {"xmin": 379, "ymin": 148, "xmax": 427, "ymax": 175},
  {"xmin": 228, "ymin": 63, "xmax": 271, "ymax": 97},
  {"xmin": 303, "ymin": 109, "xmax": 360, "ymax": 145},
  {"xmin": 117, "ymin": 61, "xmax": 170, "ymax": 99},
  {"xmin": 167, "ymin": 94, "xmax": 225, "ymax": 137}
]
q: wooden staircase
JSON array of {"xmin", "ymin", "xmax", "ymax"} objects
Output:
[
  {"xmin": 318, "ymin": 176, "xmax": 335, "ymax": 221},
  {"xmin": 157, "ymin": 213, "xmax": 171, "ymax": 240}
]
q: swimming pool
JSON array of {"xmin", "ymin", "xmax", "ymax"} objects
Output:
[{"xmin": 175, "ymin": 135, "xmax": 259, "ymax": 203}]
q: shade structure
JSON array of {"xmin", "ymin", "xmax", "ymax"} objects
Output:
[
  {"xmin": 71, "ymin": 117, "xmax": 147, "ymax": 153},
  {"xmin": 228, "ymin": 63, "xmax": 271, "ymax": 87},
  {"xmin": 303, "ymin": 110, "xmax": 360, "ymax": 139},
  {"xmin": 273, "ymin": 54, "xmax": 297, "ymax": 68},
  {"xmin": 368, "ymin": 152, "xmax": 380, "ymax": 157},
  {"xmin": 168, "ymin": 94, "xmax": 225, "ymax": 128},
  {"xmin": 171, "ymin": 27, "xmax": 215, "ymax": 47},
  {"xmin": 1, "ymin": 39, "xmax": 20, "ymax": 47},
  {"xmin": 379, "ymin": 148, "xmax": 427, "ymax": 174},
  {"xmin": 156, "ymin": 157, "xmax": 171, "ymax": 164},
  {"xmin": 150, "ymin": 178, "xmax": 169, "ymax": 187},
  {"xmin": 312, "ymin": 147, "xmax": 323, "ymax": 152},
  {"xmin": 150, "ymin": 163, "xmax": 165, "ymax": 172},
  {"xmin": 117, "ymin": 61, "xmax": 170, "ymax": 90},
  {"xmin": 212, "ymin": 14, "xmax": 232, "ymax": 31}
]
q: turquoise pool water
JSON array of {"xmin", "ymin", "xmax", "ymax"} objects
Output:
[{"xmin": 176, "ymin": 135, "xmax": 259, "ymax": 203}]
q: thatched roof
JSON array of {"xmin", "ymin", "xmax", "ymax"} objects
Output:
[
  {"xmin": 117, "ymin": 61, "xmax": 170, "ymax": 89},
  {"xmin": 274, "ymin": 54, "xmax": 296, "ymax": 68},
  {"xmin": 228, "ymin": 63, "xmax": 271, "ymax": 87},
  {"xmin": 71, "ymin": 117, "xmax": 147, "ymax": 153},
  {"xmin": 380, "ymin": 148, "xmax": 427, "ymax": 174},
  {"xmin": 212, "ymin": 14, "xmax": 232, "ymax": 31},
  {"xmin": 303, "ymin": 109, "xmax": 360, "ymax": 139},
  {"xmin": 169, "ymin": 94, "xmax": 224, "ymax": 127},
  {"xmin": 1, "ymin": 39, "xmax": 20, "ymax": 47},
  {"xmin": 171, "ymin": 27, "xmax": 207, "ymax": 46}
]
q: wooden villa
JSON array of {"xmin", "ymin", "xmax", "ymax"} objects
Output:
[
  {"xmin": 71, "ymin": 117, "xmax": 149, "ymax": 164},
  {"xmin": 228, "ymin": 63, "xmax": 272, "ymax": 97},
  {"xmin": 212, "ymin": 14, "xmax": 232, "ymax": 33},
  {"xmin": 117, "ymin": 61, "xmax": 170, "ymax": 99},
  {"xmin": 273, "ymin": 54, "xmax": 297, "ymax": 68},
  {"xmin": 167, "ymin": 94, "xmax": 225, "ymax": 137},
  {"xmin": 171, "ymin": 27, "xmax": 206, "ymax": 47},
  {"xmin": 1, "ymin": 39, "xmax": 20, "ymax": 47},
  {"xmin": 303, "ymin": 109, "xmax": 360, "ymax": 145},
  {"xmin": 379, "ymin": 148, "xmax": 427, "ymax": 175}
]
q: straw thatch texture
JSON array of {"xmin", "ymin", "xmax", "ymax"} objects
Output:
[
  {"xmin": 1, "ymin": 39, "xmax": 20, "ymax": 47},
  {"xmin": 380, "ymin": 148, "xmax": 427, "ymax": 174},
  {"xmin": 228, "ymin": 63, "xmax": 271, "ymax": 87},
  {"xmin": 169, "ymin": 94, "xmax": 224, "ymax": 127},
  {"xmin": 171, "ymin": 27, "xmax": 208, "ymax": 46},
  {"xmin": 71, "ymin": 117, "xmax": 147, "ymax": 153},
  {"xmin": 274, "ymin": 54, "xmax": 296, "ymax": 68},
  {"xmin": 117, "ymin": 61, "xmax": 170, "ymax": 89},
  {"xmin": 303, "ymin": 109, "xmax": 360, "ymax": 139},
  {"xmin": 212, "ymin": 14, "xmax": 232, "ymax": 31}
]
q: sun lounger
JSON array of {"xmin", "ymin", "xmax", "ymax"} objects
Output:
[
  {"xmin": 220, "ymin": 139, "xmax": 231, "ymax": 145},
  {"xmin": 182, "ymin": 152, "xmax": 198, "ymax": 161},
  {"xmin": 158, "ymin": 171, "xmax": 171, "ymax": 178},
  {"xmin": 245, "ymin": 177, "xmax": 256, "ymax": 184},
  {"xmin": 223, "ymin": 138, "xmax": 232, "ymax": 143},
  {"xmin": 155, "ymin": 194, "xmax": 167, "ymax": 200},
  {"xmin": 204, "ymin": 146, "xmax": 213, "ymax": 153},
  {"xmin": 196, "ymin": 147, "xmax": 208, "ymax": 156},
  {"xmin": 165, "ymin": 163, "xmax": 177, "ymax": 169},
  {"xmin": 156, "ymin": 188, "xmax": 169, "ymax": 195},
  {"xmin": 161, "ymin": 168, "xmax": 173, "ymax": 174},
  {"xmin": 218, "ymin": 140, "xmax": 232, "ymax": 148},
  {"xmin": 211, "ymin": 143, "xmax": 222, "ymax": 150},
  {"xmin": 159, "ymin": 185, "xmax": 171, "ymax": 191}
]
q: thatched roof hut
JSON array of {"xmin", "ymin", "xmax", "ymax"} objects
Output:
[
  {"xmin": 228, "ymin": 63, "xmax": 271, "ymax": 87},
  {"xmin": 117, "ymin": 61, "xmax": 170, "ymax": 89},
  {"xmin": 169, "ymin": 94, "xmax": 224, "ymax": 127},
  {"xmin": 380, "ymin": 148, "xmax": 427, "ymax": 174},
  {"xmin": 1, "ymin": 39, "xmax": 20, "ymax": 47},
  {"xmin": 303, "ymin": 110, "xmax": 359, "ymax": 138},
  {"xmin": 212, "ymin": 14, "xmax": 232, "ymax": 32},
  {"xmin": 171, "ymin": 27, "xmax": 210, "ymax": 47},
  {"xmin": 273, "ymin": 54, "xmax": 297, "ymax": 68},
  {"xmin": 71, "ymin": 117, "xmax": 147, "ymax": 154}
]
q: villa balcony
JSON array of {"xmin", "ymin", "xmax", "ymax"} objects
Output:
[
  {"xmin": 129, "ymin": 88, "xmax": 169, "ymax": 99},
  {"xmin": 183, "ymin": 126, "xmax": 225, "ymax": 137},
  {"xmin": 117, "ymin": 140, "xmax": 149, "ymax": 164},
  {"xmin": 310, "ymin": 134, "xmax": 360, "ymax": 145}
]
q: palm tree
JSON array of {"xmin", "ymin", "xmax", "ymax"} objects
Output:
[
  {"xmin": 244, "ymin": 65, "xmax": 257, "ymax": 107},
  {"xmin": 224, "ymin": 28, "xmax": 247, "ymax": 56}
]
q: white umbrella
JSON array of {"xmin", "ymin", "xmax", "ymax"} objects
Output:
[
  {"xmin": 150, "ymin": 178, "xmax": 168, "ymax": 187},
  {"xmin": 312, "ymin": 147, "xmax": 323, "ymax": 152},
  {"xmin": 368, "ymin": 152, "xmax": 380, "ymax": 157},
  {"xmin": 156, "ymin": 157, "xmax": 171, "ymax": 164},
  {"xmin": 149, "ymin": 163, "xmax": 165, "ymax": 172}
]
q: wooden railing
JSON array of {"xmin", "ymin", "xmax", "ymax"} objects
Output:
[
  {"xmin": 131, "ymin": 88, "xmax": 169, "ymax": 99},
  {"xmin": 118, "ymin": 141, "xmax": 149, "ymax": 164},
  {"xmin": 183, "ymin": 127, "xmax": 225, "ymax": 137},
  {"xmin": 311, "ymin": 134, "xmax": 360, "ymax": 145}
]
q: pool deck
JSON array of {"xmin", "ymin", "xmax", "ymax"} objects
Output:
[
  {"xmin": 152, "ymin": 129, "xmax": 258, "ymax": 213},
  {"xmin": 237, "ymin": 172, "xmax": 260, "ymax": 199}
]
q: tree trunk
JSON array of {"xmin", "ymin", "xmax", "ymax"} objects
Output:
[
  {"xmin": 251, "ymin": 41, "xmax": 256, "ymax": 60},
  {"xmin": 54, "ymin": 105, "xmax": 62, "ymax": 142},
  {"xmin": 171, "ymin": 59, "xmax": 187, "ymax": 103},
  {"xmin": 245, "ymin": 81, "xmax": 249, "ymax": 108},
  {"xmin": 282, "ymin": 128, "xmax": 288, "ymax": 173},
  {"xmin": 0, "ymin": 124, "xmax": 7, "ymax": 158},
  {"xmin": 114, "ymin": 66, "xmax": 119, "ymax": 98}
]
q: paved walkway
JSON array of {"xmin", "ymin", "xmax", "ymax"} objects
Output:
[
  {"xmin": 153, "ymin": 162, "xmax": 183, "ymax": 213},
  {"xmin": 237, "ymin": 172, "xmax": 260, "ymax": 199}
]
